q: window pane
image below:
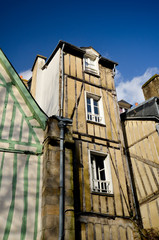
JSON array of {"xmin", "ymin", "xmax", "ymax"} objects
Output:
[
  {"xmin": 87, "ymin": 97, "xmax": 92, "ymax": 113},
  {"xmin": 87, "ymin": 97, "xmax": 91, "ymax": 104},
  {"xmin": 93, "ymin": 99, "xmax": 99, "ymax": 115},
  {"xmin": 87, "ymin": 105, "xmax": 91, "ymax": 113},
  {"xmin": 94, "ymin": 106, "xmax": 99, "ymax": 115},
  {"xmin": 93, "ymin": 99, "xmax": 98, "ymax": 106}
]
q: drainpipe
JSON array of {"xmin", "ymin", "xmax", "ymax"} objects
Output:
[
  {"xmin": 60, "ymin": 43, "xmax": 65, "ymax": 117},
  {"xmin": 58, "ymin": 117, "xmax": 72, "ymax": 240},
  {"xmin": 58, "ymin": 119, "xmax": 65, "ymax": 240},
  {"xmin": 59, "ymin": 43, "xmax": 70, "ymax": 240}
]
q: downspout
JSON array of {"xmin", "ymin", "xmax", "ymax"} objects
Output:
[
  {"xmin": 60, "ymin": 43, "xmax": 65, "ymax": 117},
  {"xmin": 59, "ymin": 43, "xmax": 65, "ymax": 240},
  {"xmin": 59, "ymin": 119, "xmax": 65, "ymax": 240},
  {"xmin": 58, "ymin": 117, "xmax": 72, "ymax": 240}
]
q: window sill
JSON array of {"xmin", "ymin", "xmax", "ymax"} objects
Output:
[
  {"xmin": 87, "ymin": 120, "xmax": 106, "ymax": 127},
  {"xmin": 84, "ymin": 70, "xmax": 100, "ymax": 78},
  {"xmin": 91, "ymin": 191, "xmax": 114, "ymax": 197}
]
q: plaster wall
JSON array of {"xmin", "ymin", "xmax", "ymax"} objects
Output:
[{"xmin": 35, "ymin": 49, "xmax": 60, "ymax": 116}]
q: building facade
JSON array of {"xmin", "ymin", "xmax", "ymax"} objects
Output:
[
  {"xmin": 0, "ymin": 49, "xmax": 47, "ymax": 239},
  {"xmin": 142, "ymin": 74, "xmax": 159, "ymax": 100},
  {"xmin": 121, "ymin": 97, "xmax": 159, "ymax": 238},
  {"xmin": 31, "ymin": 41, "xmax": 140, "ymax": 239}
]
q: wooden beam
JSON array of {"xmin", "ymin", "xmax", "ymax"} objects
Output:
[{"xmin": 129, "ymin": 152, "xmax": 159, "ymax": 169}]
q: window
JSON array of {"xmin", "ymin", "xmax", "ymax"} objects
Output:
[
  {"xmin": 84, "ymin": 57, "xmax": 99, "ymax": 75},
  {"xmin": 90, "ymin": 152, "xmax": 113, "ymax": 194},
  {"xmin": 86, "ymin": 93, "xmax": 105, "ymax": 124}
]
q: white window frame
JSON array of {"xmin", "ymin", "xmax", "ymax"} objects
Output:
[
  {"xmin": 83, "ymin": 55, "xmax": 99, "ymax": 75},
  {"xmin": 89, "ymin": 150, "xmax": 113, "ymax": 194},
  {"xmin": 85, "ymin": 92, "xmax": 105, "ymax": 124}
]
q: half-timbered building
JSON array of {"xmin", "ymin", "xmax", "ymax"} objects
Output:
[
  {"xmin": 121, "ymin": 97, "xmax": 159, "ymax": 234},
  {"xmin": 31, "ymin": 41, "xmax": 139, "ymax": 239},
  {"xmin": 0, "ymin": 49, "xmax": 47, "ymax": 239}
]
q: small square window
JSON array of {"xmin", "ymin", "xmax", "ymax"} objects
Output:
[
  {"xmin": 86, "ymin": 93, "xmax": 105, "ymax": 124},
  {"xmin": 90, "ymin": 152, "xmax": 113, "ymax": 194}
]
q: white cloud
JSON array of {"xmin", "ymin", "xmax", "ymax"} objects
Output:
[
  {"xmin": 19, "ymin": 69, "xmax": 32, "ymax": 80},
  {"xmin": 115, "ymin": 67, "xmax": 159, "ymax": 105}
]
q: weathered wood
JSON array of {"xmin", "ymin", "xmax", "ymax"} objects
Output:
[{"xmin": 129, "ymin": 152, "xmax": 159, "ymax": 168}]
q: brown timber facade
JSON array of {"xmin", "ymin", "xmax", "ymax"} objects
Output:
[
  {"xmin": 31, "ymin": 41, "xmax": 140, "ymax": 239},
  {"xmin": 121, "ymin": 97, "xmax": 159, "ymax": 234}
]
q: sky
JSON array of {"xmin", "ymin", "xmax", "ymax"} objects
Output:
[{"xmin": 1, "ymin": 0, "xmax": 159, "ymax": 105}]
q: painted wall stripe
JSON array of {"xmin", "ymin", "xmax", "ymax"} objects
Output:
[
  {"xmin": 9, "ymin": 103, "xmax": 16, "ymax": 139},
  {"xmin": 19, "ymin": 117, "xmax": 24, "ymax": 142},
  {"xmin": 0, "ymin": 152, "xmax": 5, "ymax": 189},
  {"xmin": 0, "ymin": 90, "xmax": 9, "ymax": 138},
  {"xmin": 21, "ymin": 155, "xmax": 30, "ymax": 240},
  {"xmin": 3, "ymin": 153, "xmax": 17, "ymax": 240},
  {"xmin": 33, "ymin": 156, "xmax": 41, "ymax": 240}
]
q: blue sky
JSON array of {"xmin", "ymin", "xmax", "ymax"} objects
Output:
[{"xmin": 1, "ymin": 0, "xmax": 159, "ymax": 104}]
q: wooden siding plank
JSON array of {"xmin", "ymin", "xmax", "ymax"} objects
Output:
[
  {"xmin": 148, "ymin": 199, "xmax": 159, "ymax": 228},
  {"xmin": 76, "ymin": 81, "xmax": 86, "ymax": 133},
  {"xmin": 67, "ymin": 77, "xmax": 76, "ymax": 118},
  {"xmin": 76, "ymin": 57, "xmax": 83, "ymax": 79},
  {"xmin": 137, "ymin": 160, "xmax": 151, "ymax": 196},
  {"xmin": 84, "ymin": 73, "xmax": 89, "ymax": 82},
  {"xmin": 107, "ymin": 197, "xmax": 115, "ymax": 215},
  {"xmin": 88, "ymin": 223, "xmax": 94, "ymax": 239},
  {"xmin": 64, "ymin": 54, "xmax": 70, "ymax": 75},
  {"xmin": 111, "ymin": 225, "xmax": 119, "ymax": 240},
  {"xmin": 119, "ymin": 226, "xmax": 127, "ymax": 240},
  {"xmin": 92, "ymin": 194, "xmax": 99, "ymax": 212},
  {"xmin": 107, "ymin": 93, "xmax": 118, "ymax": 141},
  {"xmin": 144, "ymin": 164, "xmax": 158, "ymax": 193},
  {"xmin": 115, "ymin": 149, "xmax": 130, "ymax": 216},
  {"xmin": 131, "ymin": 158, "xmax": 145, "ymax": 200},
  {"xmin": 100, "ymin": 195, "xmax": 107, "ymax": 213},
  {"xmin": 87, "ymin": 123, "xmax": 94, "ymax": 136},
  {"xmin": 95, "ymin": 224, "xmax": 102, "ymax": 240},
  {"xmin": 140, "ymin": 204, "xmax": 151, "ymax": 229},
  {"xmin": 105, "ymin": 69, "xmax": 113, "ymax": 90},
  {"xmin": 94, "ymin": 125, "xmax": 100, "ymax": 138},
  {"xmin": 70, "ymin": 55, "xmax": 76, "ymax": 77},
  {"xmin": 102, "ymin": 90, "xmax": 112, "ymax": 139},
  {"xmin": 100, "ymin": 66, "xmax": 107, "ymax": 89},
  {"xmin": 103, "ymin": 225, "xmax": 110, "ymax": 240},
  {"xmin": 81, "ymin": 223, "xmax": 86, "ymax": 240},
  {"xmin": 82, "ymin": 142, "xmax": 91, "ymax": 212},
  {"xmin": 109, "ymin": 148, "xmax": 122, "ymax": 216},
  {"xmin": 78, "ymin": 141, "xmax": 85, "ymax": 212}
]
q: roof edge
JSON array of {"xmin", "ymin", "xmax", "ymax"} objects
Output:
[
  {"xmin": 142, "ymin": 74, "xmax": 159, "ymax": 89},
  {"xmin": 42, "ymin": 40, "xmax": 118, "ymax": 69}
]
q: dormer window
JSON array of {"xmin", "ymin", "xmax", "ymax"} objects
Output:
[
  {"xmin": 84, "ymin": 57, "xmax": 98, "ymax": 73},
  {"xmin": 81, "ymin": 47, "xmax": 100, "ymax": 75},
  {"xmin": 83, "ymin": 55, "xmax": 99, "ymax": 75}
]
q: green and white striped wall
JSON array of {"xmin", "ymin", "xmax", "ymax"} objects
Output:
[{"xmin": 0, "ymin": 49, "xmax": 47, "ymax": 240}]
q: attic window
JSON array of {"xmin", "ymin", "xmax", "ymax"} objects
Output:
[{"xmin": 84, "ymin": 56, "xmax": 99, "ymax": 75}]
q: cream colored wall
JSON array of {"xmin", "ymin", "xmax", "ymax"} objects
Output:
[
  {"xmin": 31, "ymin": 57, "xmax": 46, "ymax": 98},
  {"xmin": 0, "ymin": 60, "xmax": 45, "ymax": 239},
  {"xmin": 35, "ymin": 49, "xmax": 60, "ymax": 117}
]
